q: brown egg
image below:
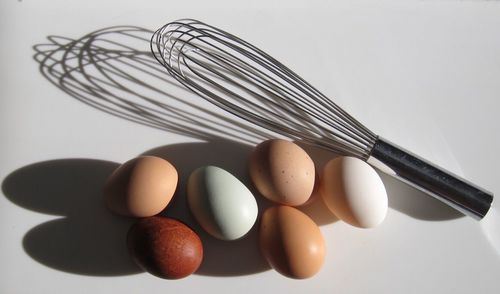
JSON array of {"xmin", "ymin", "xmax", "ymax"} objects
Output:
[
  {"xmin": 259, "ymin": 205, "xmax": 326, "ymax": 279},
  {"xmin": 104, "ymin": 156, "xmax": 178, "ymax": 217},
  {"xmin": 127, "ymin": 216, "xmax": 203, "ymax": 279},
  {"xmin": 249, "ymin": 139, "xmax": 315, "ymax": 206}
]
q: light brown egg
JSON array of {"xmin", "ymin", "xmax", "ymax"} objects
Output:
[
  {"xmin": 259, "ymin": 205, "xmax": 326, "ymax": 279},
  {"xmin": 104, "ymin": 156, "xmax": 178, "ymax": 217},
  {"xmin": 249, "ymin": 139, "xmax": 315, "ymax": 206}
]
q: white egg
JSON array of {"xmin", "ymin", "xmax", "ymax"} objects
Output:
[
  {"xmin": 320, "ymin": 156, "xmax": 388, "ymax": 228},
  {"xmin": 187, "ymin": 166, "xmax": 258, "ymax": 240}
]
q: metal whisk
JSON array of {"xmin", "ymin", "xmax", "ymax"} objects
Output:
[{"xmin": 151, "ymin": 19, "xmax": 493, "ymax": 219}]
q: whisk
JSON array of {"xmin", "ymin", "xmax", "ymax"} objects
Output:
[{"xmin": 151, "ymin": 19, "xmax": 493, "ymax": 219}]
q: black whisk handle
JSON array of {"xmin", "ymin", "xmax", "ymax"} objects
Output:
[{"xmin": 368, "ymin": 137, "xmax": 493, "ymax": 219}]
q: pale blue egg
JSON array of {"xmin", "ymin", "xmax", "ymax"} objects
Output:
[{"xmin": 187, "ymin": 166, "xmax": 258, "ymax": 240}]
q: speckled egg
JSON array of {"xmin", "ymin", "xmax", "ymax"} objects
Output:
[
  {"xmin": 249, "ymin": 139, "xmax": 315, "ymax": 206},
  {"xmin": 127, "ymin": 216, "xmax": 203, "ymax": 279}
]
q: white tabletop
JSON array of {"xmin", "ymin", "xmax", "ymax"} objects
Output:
[{"xmin": 1, "ymin": 1, "xmax": 500, "ymax": 293}]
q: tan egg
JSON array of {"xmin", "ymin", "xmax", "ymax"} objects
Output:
[
  {"xmin": 104, "ymin": 156, "xmax": 178, "ymax": 217},
  {"xmin": 259, "ymin": 205, "xmax": 326, "ymax": 279},
  {"xmin": 249, "ymin": 139, "xmax": 315, "ymax": 206}
]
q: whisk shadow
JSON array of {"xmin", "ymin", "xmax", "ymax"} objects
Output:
[
  {"xmin": 6, "ymin": 24, "xmax": 462, "ymax": 279},
  {"xmin": 25, "ymin": 25, "xmax": 332, "ymax": 278},
  {"xmin": 32, "ymin": 26, "xmax": 270, "ymax": 145}
]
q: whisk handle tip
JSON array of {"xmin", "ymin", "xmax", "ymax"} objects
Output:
[{"xmin": 368, "ymin": 138, "xmax": 493, "ymax": 220}]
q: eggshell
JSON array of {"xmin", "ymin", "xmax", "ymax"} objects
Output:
[
  {"xmin": 259, "ymin": 205, "xmax": 326, "ymax": 279},
  {"xmin": 187, "ymin": 166, "xmax": 258, "ymax": 240},
  {"xmin": 104, "ymin": 156, "xmax": 178, "ymax": 217},
  {"xmin": 249, "ymin": 139, "xmax": 315, "ymax": 206},
  {"xmin": 127, "ymin": 216, "xmax": 203, "ymax": 279},
  {"xmin": 320, "ymin": 156, "xmax": 388, "ymax": 228}
]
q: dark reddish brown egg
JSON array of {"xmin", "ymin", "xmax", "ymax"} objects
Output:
[{"xmin": 127, "ymin": 216, "xmax": 203, "ymax": 279}]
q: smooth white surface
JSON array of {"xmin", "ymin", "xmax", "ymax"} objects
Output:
[{"xmin": 1, "ymin": 1, "xmax": 500, "ymax": 293}]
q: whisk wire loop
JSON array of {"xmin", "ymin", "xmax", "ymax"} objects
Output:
[
  {"xmin": 151, "ymin": 19, "xmax": 377, "ymax": 159},
  {"xmin": 151, "ymin": 19, "xmax": 494, "ymax": 219}
]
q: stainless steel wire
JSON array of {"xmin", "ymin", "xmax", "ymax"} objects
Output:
[{"xmin": 151, "ymin": 19, "xmax": 378, "ymax": 159}]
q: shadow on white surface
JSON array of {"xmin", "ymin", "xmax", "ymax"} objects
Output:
[
  {"xmin": 32, "ymin": 25, "xmax": 467, "ymax": 222},
  {"xmin": 379, "ymin": 172, "xmax": 464, "ymax": 221},
  {"xmin": 2, "ymin": 159, "xmax": 141, "ymax": 276},
  {"xmin": 143, "ymin": 140, "xmax": 272, "ymax": 276},
  {"xmin": 3, "ymin": 25, "xmax": 472, "ymax": 278},
  {"xmin": 300, "ymin": 141, "xmax": 464, "ymax": 221},
  {"xmin": 143, "ymin": 139, "xmax": 338, "ymax": 276},
  {"xmin": 33, "ymin": 26, "xmax": 270, "ymax": 146},
  {"xmin": 1, "ymin": 141, "xmax": 467, "ymax": 278},
  {"xmin": 0, "ymin": 139, "xmax": 338, "ymax": 277}
]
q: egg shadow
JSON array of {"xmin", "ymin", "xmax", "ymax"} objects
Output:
[
  {"xmin": 291, "ymin": 142, "xmax": 339, "ymax": 226},
  {"xmin": 1, "ymin": 139, "xmax": 339, "ymax": 278},
  {"xmin": 378, "ymin": 172, "xmax": 464, "ymax": 221},
  {"xmin": 144, "ymin": 139, "xmax": 339, "ymax": 276},
  {"xmin": 299, "ymin": 142, "xmax": 463, "ymax": 221},
  {"xmin": 143, "ymin": 139, "xmax": 272, "ymax": 276},
  {"xmin": 2, "ymin": 139, "xmax": 460, "ymax": 278},
  {"xmin": 1, "ymin": 159, "xmax": 141, "ymax": 276}
]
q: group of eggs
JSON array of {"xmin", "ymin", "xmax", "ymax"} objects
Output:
[{"xmin": 104, "ymin": 139, "xmax": 388, "ymax": 279}]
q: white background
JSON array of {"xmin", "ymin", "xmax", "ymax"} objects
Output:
[{"xmin": 1, "ymin": 1, "xmax": 500, "ymax": 293}]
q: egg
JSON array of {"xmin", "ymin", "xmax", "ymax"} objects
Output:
[
  {"xmin": 187, "ymin": 166, "xmax": 258, "ymax": 240},
  {"xmin": 320, "ymin": 156, "xmax": 388, "ymax": 228},
  {"xmin": 104, "ymin": 156, "xmax": 178, "ymax": 217},
  {"xmin": 127, "ymin": 216, "xmax": 203, "ymax": 279},
  {"xmin": 259, "ymin": 205, "xmax": 326, "ymax": 279},
  {"xmin": 249, "ymin": 139, "xmax": 315, "ymax": 206}
]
